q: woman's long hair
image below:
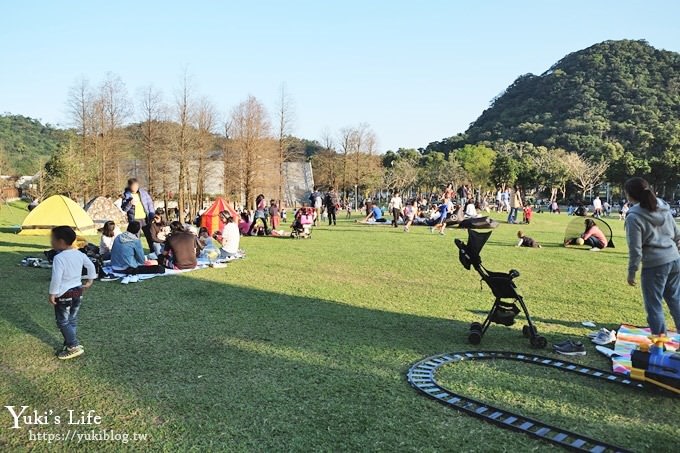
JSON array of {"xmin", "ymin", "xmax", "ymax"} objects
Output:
[
  {"xmin": 102, "ymin": 221, "xmax": 116, "ymax": 238},
  {"xmin": 624, "ymin": 177, "xmax": 657, "ymax": 211},
  {"xmin": 584, "ymin": 218, "xmax": 596, "ymax": 232}
]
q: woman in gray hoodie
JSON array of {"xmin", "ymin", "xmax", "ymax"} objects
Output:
[{"xmin": 625, "ymin": 177, "xmax": 680, "ymax": 335}]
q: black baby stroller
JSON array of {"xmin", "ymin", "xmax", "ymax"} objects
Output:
[{"xmin": 454, "ymin": 230, "xmax": 547, "ymax": 348}]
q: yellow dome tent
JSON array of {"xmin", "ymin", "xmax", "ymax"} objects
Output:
[{"xmin": 19, "ymin": 195, "xmax": 97, "ymax": 236}]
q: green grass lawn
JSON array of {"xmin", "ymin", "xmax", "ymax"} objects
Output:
[{"xmin": 0, "ymin": 201, "xmax": 676, "ymax": 452}]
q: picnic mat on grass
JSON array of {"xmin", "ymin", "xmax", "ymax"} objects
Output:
[
  {"xmin": 101, "ymin": 256, "xmax": 242, "ymax": 281},
  {"xmin": 612, "ymin": 324, "xmax": 679, "ymax": 375}
]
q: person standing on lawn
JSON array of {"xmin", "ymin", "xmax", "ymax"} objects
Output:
[
  {"xmin": 625, "ymin": 177, "xmax": 680, "ymax": 336},
  {"xmin": 48, "ymin": 226, "xmax": 96, "ymax": 360},
  {"xmin": 324, "ymin": 189, "xmax": 339, "ymax": 226},
  {"xmin": 508, "ymin": 186, "xmax": 523, "ymax": 224},
  {"xmin": 389, "ymin": 191, "xmax": 403, "ymax": 228},
  {"xmin": 121, "ymin": 178, "xmax": 155, "ymax": 248}
]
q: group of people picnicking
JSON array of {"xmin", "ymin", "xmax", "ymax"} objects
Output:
[
  {"xmin": 357, "ymin": 184, "xmax": 534, "ymax": 234},
  {"xmin": 46, "ymin": 175, "xmax": 680, "ymax": 360},
  {"xmin": 98, "ymin": 179, "xmax": 328, "ymax": 281},
  {"xmin": 96, "ymin": 179, "xmax": 244, "ymax": 282}
]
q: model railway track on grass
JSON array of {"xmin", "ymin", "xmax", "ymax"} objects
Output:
[{"xmin": 407, "ymin": 351, "xmax": 651, "ymax": 453}]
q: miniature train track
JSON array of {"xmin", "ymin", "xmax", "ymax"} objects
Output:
[{"xmin": 407, "ymin": 351, "xmax": 652, "ymax": 453}]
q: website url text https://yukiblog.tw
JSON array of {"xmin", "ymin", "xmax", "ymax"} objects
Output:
[{"xmin": 28, "ymin": 429, "xmax": 149, "ymax": 444}]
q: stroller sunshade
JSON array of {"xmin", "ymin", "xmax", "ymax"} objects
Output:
[{"xmin": 455, "ymin": 230, "xmax": 491, "ymax": 269}]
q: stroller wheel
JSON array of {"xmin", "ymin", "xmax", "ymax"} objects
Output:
[
  {"xmin": 530, "ymin": 335, "xmax": 547, "ymax": 349},
  {"xmin": 470, "ymin": 322, "xmax": 483, "ymax": 332},
  {"xmin": 468, "ymin": 330, "xmax": 482, "ymax": 345},
  {"xmin": 522, "ymin": 325, "xmax": 536, "ymax": 338}
]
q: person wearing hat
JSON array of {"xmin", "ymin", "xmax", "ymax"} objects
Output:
[{"xmin": 219, "ymin": 210, "xmax": 241, "ymax": 259}]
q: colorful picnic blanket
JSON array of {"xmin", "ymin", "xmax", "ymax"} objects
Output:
[{"xmin": 612, "ymin": 324, "xmax": 679, "ymax": 375}]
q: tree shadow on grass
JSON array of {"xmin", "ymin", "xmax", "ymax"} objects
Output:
[
  {"xmin": 0, "ymin": 240, "xmax": 46, "ymax": 250},
  {"xmin": 0, "ymin": 267, "xmax": 667, "ymax": 451}
]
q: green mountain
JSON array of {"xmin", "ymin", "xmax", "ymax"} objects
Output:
[
  {"xmin": 451, "ymin": 40, "xmax": 680, "ymax": 185},
  {"xmin": 0, "ymin": 114, "xmax": 69, "ymax": 175}
]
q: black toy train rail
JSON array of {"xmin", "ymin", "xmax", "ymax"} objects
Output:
[{"xmin": 407, "ymin": 351, "xmax": 659, "ymax": 453}]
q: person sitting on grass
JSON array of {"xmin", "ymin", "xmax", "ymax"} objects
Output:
[
  {"xmin": 197, "ymin": 227, "xmax": 212, "ymax": 250},
  {"xmin": 49, "ymin": 226, "xmax": 96, "ymax": 360},
  {"xmin": 516, "ymin": 230, "xmax": 541, "ymax": 248},
  {"xmin": 163, "ymin": 221, "xmax": 200, "ymax": 270},
  {"xmin": 431, "ymin": 198, "xmax": 450, "ymax": 235},
  {"xmin": 148, "ymin": 208, "xmax": 167, "ymax": 257},
  {"xmin": 624, "ymin": 176, "xmax": 680, "ymax": 336},
  {"xmin": 219, "ymin": 211, "xmax": 241, "ymax": 259},
  {"xmin": 564, "ymin": 218, "xmax": 608, "ymax": 251},
  {"xmin": 238, "ymin": 212, "xmax": 251, "ymax": 235},
  {"xmin": 99, "ymin": 220, "xmax": 120, "ymax": 260},
  {"xmin": 362, "ymin": 202, "xmax": 387, "ymax": 223},
  {"xmin": 464, "ymin": 200, "xmax": 478, "ymax": 218},
  {"xmin": 110, "ymin": 221, "xmax": 163, "ymax": 281}
]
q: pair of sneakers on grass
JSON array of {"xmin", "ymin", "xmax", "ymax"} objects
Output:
[{"xmin": 552, "ymin": 328, "xmax": 617, "ymax": 356}]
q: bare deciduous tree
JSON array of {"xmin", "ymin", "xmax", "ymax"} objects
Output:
[
  {"xmin": 173, "ymin": 72, "xmax": 195, "ymax": 218},
  {"xmin": 564, "ymin": 153, "xmax": 609, "ymax": 198},
  {"xmin": 276, "ymin": 84, "xmax": 295, "ymax": 204},
  {"xmin": 194, "ymin": 97, "xmax": 216, "ymax": 211},
  {"xmin": 230, "ymin": 95, "xmax": 272, "ymax": 208},
  {"xmin": 138, "ymin": 85, "xmax": 165, "ymax": 197}
]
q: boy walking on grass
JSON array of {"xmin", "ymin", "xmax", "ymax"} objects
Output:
[{"xmin": 49, "ymin": 226, "xmax": 96, "ymax": 360}]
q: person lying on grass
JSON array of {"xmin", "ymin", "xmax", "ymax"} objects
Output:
[
  {"xmin": 624, "ymin": 176, "xmax": 680, "ymax": 336},
  {"xmin": 49, "ymin": 226, "xmax": 96, "ymax": 360},
  {"xmin": 564, "ymin": 218, "xmax": 608, "ymax": 251},
  {"xmin": 516, "ymin": 230, "xmax": 541, "ymax": 248}
]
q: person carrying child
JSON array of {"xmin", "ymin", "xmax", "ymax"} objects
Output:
[
  {"xmin": 49, "ymin": 226, "xmax": 97, "ymax": 360},
  {"xmin": 516, "ymin": 230, "xmax": 541, "ymax": 248}
]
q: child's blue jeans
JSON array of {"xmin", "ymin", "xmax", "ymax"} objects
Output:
[
  {"xmin": 640, "ymin": 258, "xmax": 680, "ymax": 335},
  {"xmin": 54, "ymin": 287, "xmax": 82, "ymax": 348}
]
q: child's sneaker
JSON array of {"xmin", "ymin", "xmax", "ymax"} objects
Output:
[
  {"xmin": 99, "ymin": 274, "xmax": 118, "ymax": 282},
  {"xmin": 58, "ymin": 346, "xmax": 84, "ymax": 360},
  {"xmin": 592, "ymin": 329, "xmax": 617, "ymax": 345}
]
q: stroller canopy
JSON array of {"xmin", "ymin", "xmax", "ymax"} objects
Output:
[
  {"xmin": 456, "ymin": 229, "xmax": 492, "ymax": 269},
  {"xmin": 563, "ymin": 217, "xmax": 615, "ymax": 248}
]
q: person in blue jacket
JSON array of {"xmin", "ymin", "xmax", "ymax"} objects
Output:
[{"xmin": 120, "ymin": 178, "xmax": 155, "ymax": 249}]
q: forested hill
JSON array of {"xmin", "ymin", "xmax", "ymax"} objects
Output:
[
  {"xmin": 0, "ymin": 115, "xmax": 68, "ymax": 175},
  {"xmin": 463, "ymin": 40, "xmax": 680, "ymax": 183}
]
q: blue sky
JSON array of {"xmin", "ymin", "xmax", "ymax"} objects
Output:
[{"xmin": 1, "ymin": 1, "xmax": 678, "ymax": 151}]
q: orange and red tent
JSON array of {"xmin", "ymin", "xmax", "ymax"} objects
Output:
[{"xmin": 200, "ymin": 197, "xmax": 239, "ymax": 236}]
